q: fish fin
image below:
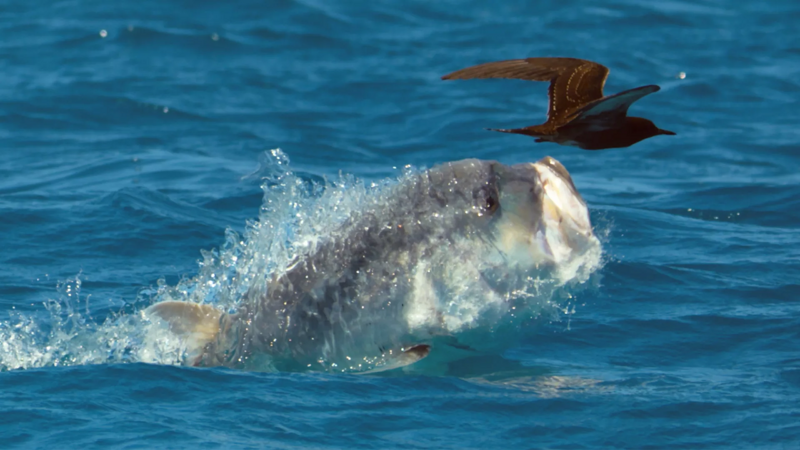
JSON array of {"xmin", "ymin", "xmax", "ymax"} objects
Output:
[
  {"xmin": 144, "ymin": 301, "xmax": 222, "ymax": 366},
  {"xmin": 361, "ymin": 344, "xmax": 431, "ymax": 375}
]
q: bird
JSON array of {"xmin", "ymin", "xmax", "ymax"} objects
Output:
[{"xmin": 441, "ymin": 57, "xmax": 675, "ymax": 150}]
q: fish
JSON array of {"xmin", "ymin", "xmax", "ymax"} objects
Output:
[{"xmin": 144, "ymin": 156, "xmax": 601, "ymax": 373}]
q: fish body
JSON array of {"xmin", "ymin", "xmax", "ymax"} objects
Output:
[{"xmin": 146, "ymin": 156, "xmax": 601, "ymax": 373}]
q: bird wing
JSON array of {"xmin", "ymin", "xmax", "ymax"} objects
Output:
[
  {"xmin": 442, "ymin": 57, "xmax": 609, "ymax": 123},
  {"xmin": 567, "ymin": 85, "xmax": 661, "ymax": 124}
]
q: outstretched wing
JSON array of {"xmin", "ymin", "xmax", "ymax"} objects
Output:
[
  {"xmin": 442, "ymin": 57, "xmax": 609, "ymax": 123},
  {"xmin": 567, "ymin": 85, "xmax": 660, "ymax": 124}
]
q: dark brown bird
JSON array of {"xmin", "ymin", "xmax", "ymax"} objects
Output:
[{"xmin": 442, "ymin": 57, "xmax": 675, "ymax": 150}]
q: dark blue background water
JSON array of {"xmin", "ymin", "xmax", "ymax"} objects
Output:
[{"xmin": 2, "ymin": 0, "xmax": 799, "ymax": 448}]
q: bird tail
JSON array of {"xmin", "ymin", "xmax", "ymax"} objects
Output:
[{"xmin": 486, "ymin": 126, "xmax": 548, "ymax": 138}]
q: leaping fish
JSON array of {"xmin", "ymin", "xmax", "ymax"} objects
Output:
[{"xmin": 145, "ymin": 156, "xmax": 601, "ymax": 373}]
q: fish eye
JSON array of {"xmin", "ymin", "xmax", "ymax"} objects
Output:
[
  {"xmin": 486, "ymin": 196, "xmax": 497, "ymax": 212},
  {"xmin": 474, "ymin": 186, "xmax": 500, "ymax": 215}
]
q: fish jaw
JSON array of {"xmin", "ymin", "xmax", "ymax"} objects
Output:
[
  {"xmin": 533, "ymin": 157, "xmax": 595, "ymax": 264},
  {"xmin": 493, "ymin": 157, "xmax": 597, "ymax": 267}
]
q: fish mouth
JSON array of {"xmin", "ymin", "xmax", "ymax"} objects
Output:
[
  {"xmin": 530, "ymin": 157, "xmax": 595, "ymax": 263},
  {"xmin": 493, "ymin": 156, "xmax": 597, "ymax": 266}
]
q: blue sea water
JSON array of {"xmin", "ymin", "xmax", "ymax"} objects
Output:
[{"xmin": 2, "ymin": 0, "xmax": 800, "ymax": 448}]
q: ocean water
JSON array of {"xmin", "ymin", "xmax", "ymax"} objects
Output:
[{"xmin": 2, "ymin": 0, "xmax": 799, "ymax": 448}]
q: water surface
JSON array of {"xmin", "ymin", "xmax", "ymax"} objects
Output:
[{"xmin": 1, "ymin": 0, "xmax": 799, "ymax": 448}]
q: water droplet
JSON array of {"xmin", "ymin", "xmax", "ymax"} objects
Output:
[
  {"xmin": 211, "ymin": 33, "xmax": 219, "ymax": 41},
  {"xmin": 677, "ymin": 71, "xmax": 686, "ymax": 79},
  {"xmin": 99, "ymin": 29, "xmax": 108, "ymax": 38},
  {"xmin": 163, "ymin": 107, "xmax": 169, "ymax": 113}
]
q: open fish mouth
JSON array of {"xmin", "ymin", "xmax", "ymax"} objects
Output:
[
  {"xmin": 493, "ymin": 156, "xmax": 597, "ymax": 267},
  {"xmin": 533, "ymin": 156, "xmax": 596, "ymax": 264},
  {"xmin": 532, "ymin": 156, "xmax": 595, "ymax": 263}
]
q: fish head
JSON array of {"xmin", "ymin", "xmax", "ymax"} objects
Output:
[{"xmin": 403, "ymin": 156, "xmax": 600, "ymax": 342}]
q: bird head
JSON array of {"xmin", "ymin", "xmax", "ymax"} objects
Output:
[{"xmin": 627, "ymin": 117, "xmax": 675, "ymax": 139}]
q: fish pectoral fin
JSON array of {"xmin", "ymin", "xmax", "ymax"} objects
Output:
[
  {"xmin": 361, "ymin": 344, "xmax": 431, "ymax": 375},
  {"xmin": 144, "ymin": 301, "xmax": 222, "ymax": 365}
]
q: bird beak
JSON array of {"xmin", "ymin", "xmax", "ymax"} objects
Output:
[{"xmin": 658, "ymin": 129, "xmax": 676, "ymax": 136}]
